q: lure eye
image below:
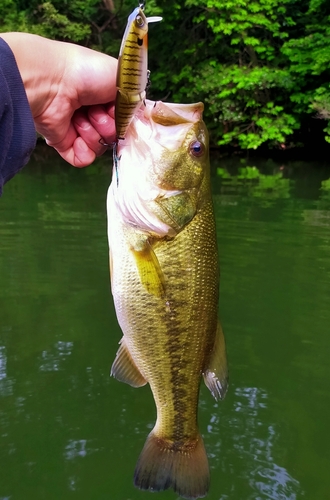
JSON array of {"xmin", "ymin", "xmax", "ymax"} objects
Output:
[
  {"xmin": 190, "ymin": 141, "xmax": 204, "ymax": 157},
  {"xmin": 136, "ymin": 14, "xmax": 145, "ymax": 27}
]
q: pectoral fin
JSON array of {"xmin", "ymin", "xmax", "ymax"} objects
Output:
[
  {"xmin": 131, "ymin": 240, "xmax": 166, "ymax": 298},
  {"xmin": 203, "ymin": 321, "xmax": 228, "ymax": 400},
  {"xmin": 111, "ymin": 338, "xmax": 147, "ymax": 388}
]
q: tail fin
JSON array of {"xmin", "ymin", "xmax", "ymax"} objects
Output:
[{"xmin": 134, "ymin": 431, "xmax": 209, "ymax": 499}]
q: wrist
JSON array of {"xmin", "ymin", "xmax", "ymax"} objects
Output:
[{"xmin": 0, "ymin": 32, "xmax": 65, "ymax": 118}]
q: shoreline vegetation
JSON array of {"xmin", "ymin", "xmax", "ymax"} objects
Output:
[
  {"xmin": 27, "ymin": 141, "xmax": 329, "ymax": 217},
  {"xmin": 2, "ymin": 0, "xmax": 330, "ymax": 153},
  {"xmin": 15, "ymin": 142, "xmax": 330, "ymax": 216}
]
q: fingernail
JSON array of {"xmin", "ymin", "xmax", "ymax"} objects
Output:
[
  {"xmin": 74, "ymin": 115, "xmax": 90, "ymax": 130},
  {"xmin": 90, "ymin": 107, "xmax": 109, "ymax": 124}
]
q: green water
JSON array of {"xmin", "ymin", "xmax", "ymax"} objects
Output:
[{"xmin": 1, "ymin": 151, "xmax": 330, "ymax": 500}]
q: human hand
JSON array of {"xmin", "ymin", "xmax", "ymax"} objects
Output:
[{"xmin": 1, "ymin": 33, "xmax": 117, "ymax": 167}]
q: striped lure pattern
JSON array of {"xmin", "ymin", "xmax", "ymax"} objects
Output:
[{"xmin": 115, "ymin": 7, "xmax": 149, "ymax": 140}]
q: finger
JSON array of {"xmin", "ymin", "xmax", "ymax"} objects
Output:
[
  {"xmin": 106, "ymin": 102, "xmax": 115, "ymax": 119},
  {"xmin": 88, "ymin": 105, "xmax": 116, "ymax": 144},
  {"xmin": 73, "ymin": 110, "xmax": 107, "ymax": 156},
  {"xmin": 73, "ymin": 137, "xmax": 97, "ymax": 167},
  {"xmin": 45, "ymin": 118, "xmax": 100, "ymax": 166},
  {"xmin": 53, "ymin": 137, "xmax": 96, "ymax": 168},
  {"xmin": 45, "ymin": 122, "xmax": 77, "ymax": 154}
]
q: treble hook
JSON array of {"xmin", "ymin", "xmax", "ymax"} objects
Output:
[{"xmin": 98, "ymin": 138, "xmax": 120, "ymax": 186}]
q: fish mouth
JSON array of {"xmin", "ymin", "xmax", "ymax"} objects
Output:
[
  {"xmin": 119, "ymin": 100, "xmax": 205, "ymax": 157},
  {"xmin": 144, "ymin": 100, "xmax": 204, "ymax": 126}
]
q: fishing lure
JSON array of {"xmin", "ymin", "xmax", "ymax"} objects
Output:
[
  {"xmin": 112, "ymin": 3, "xmax": 161, "ymax": 185},
  {"xmin": 115, "ymin": 4, "xmax": 162, "ymax": 140}
]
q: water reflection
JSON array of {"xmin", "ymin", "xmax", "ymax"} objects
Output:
[
  {"xmin": 39, "ymin": 341, "xmax": 74, "ymax": 372},
  {"xmin": 65, "ymin": 439, "xmax": 88, "ymax": 460},
  {"xmin": 204, "ymin": 387, "xmax": 302, "ymax": 499},
  {"xmin": 233, "ymin": 388, "xmax": 300, "ymax": 499},
  {"xmin": 216, "ymin": 166, "xmax": 292, "ymax": 207},
  {"xmin": 0, "ymin": 346, "xmax": 6, "ymax": 380},
  {"xmin": 0, "ymin": 346, "xmax": 14, "ymax": 397},
  {"xmin": 302, "ymin": 208, "xmax": 330, "ymax": 227}
]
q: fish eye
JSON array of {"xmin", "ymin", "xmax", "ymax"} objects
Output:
[
  {"xmin": 136, "ymin": 14, "xmax": 145, "ymax": 27},
  {"xmin": 189, "ymin": 141, "xmax": 204, "ymax": 157}
]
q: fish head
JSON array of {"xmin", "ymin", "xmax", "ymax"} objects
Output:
[
  {"xmin": 145, "ymin": 101, "xmax": 209, "ymax": 192},
  {"xmin": 111, "ymin": 100, "xmax": 210, "ymax": 237}
]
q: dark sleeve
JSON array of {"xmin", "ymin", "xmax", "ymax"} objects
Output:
[{"xmin": 0, "ymin": 37, "xmax": 36, "ymax": 196}]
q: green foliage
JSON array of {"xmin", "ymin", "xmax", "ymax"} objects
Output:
[
  {"xmin": 0, "ymin": 0, "xmax": 92, "ymax": 41},
  {"xmin": 29, "ymin": 2, "xmax": 91, "ymax": 41},
  {"xmin": 173, "ymin": 60, "xmax": 299, "ymax": 147},
  {"xmin": 0, "ymin": 0, "xmax": 131, "ymax": 49},
  {"xmin": 0, "ymin": 0, "xmax": 27, "ymax": 32},
  {"xmin": 149, "ymin": 0, "xmax": 330, "ymax": 150},
  {"xmin": 1, "ymin": 0, "xmax": 330, "ymax": 150}
]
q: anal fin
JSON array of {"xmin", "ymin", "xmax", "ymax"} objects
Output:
[
  {"xmin": 203, "ymin": 321, "xmax": 228, "ymax": 400},
  {"xmin": 111, "ymin": 338, "xmax": 147, "ymax": 388}
]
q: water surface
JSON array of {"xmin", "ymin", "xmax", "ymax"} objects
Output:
[{"xmin": 1, "ymin": 150, "xmax": 330, "ymax": 500}]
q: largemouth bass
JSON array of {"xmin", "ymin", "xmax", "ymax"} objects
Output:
[{"xmin": 107, "ymin": 99, "xmax": 228, "ymax": 499}]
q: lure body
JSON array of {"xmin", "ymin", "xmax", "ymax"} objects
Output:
[{"xmin": 115, "ymin": 7, "xmax": 149, "ymax": 140}]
